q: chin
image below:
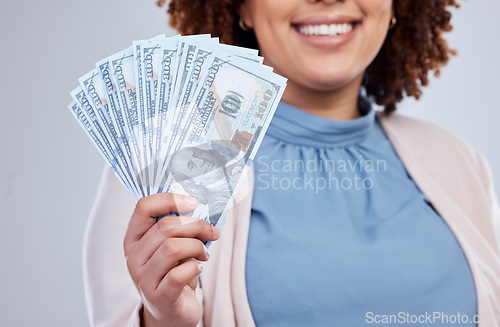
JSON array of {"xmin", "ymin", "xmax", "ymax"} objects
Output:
[{"xmin": 303, "ymin": 72, "xmax": 360, "ymax": 92}]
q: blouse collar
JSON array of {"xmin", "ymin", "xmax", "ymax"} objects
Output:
[{"xmin": 266, "ymin": 95, "xmax": 375, "ymax": 148}]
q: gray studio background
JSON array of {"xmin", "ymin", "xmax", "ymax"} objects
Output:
[{"xmin": 0, "ymin": 0, "xmax": 498, "ymax": 326}]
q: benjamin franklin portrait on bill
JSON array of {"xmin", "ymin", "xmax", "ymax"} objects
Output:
[{"xmin": 167, "ymin": 140, "xmax": 246, "ymax": 226}]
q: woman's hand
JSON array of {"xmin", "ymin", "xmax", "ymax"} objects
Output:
[{"xmin": 123, "ymin": 193, "xmax": 220, "ymax": 327}]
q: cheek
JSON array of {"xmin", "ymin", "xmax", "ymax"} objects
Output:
[
  {"xmin": 248, "ymin": 0, "xmax": 297, "ymax": 45},
  {"xmin": 358, "ymin": 0, "xmax": 393, "ymax": 15},
  {"xmin": 248, "ymin": 0, "xmax": 296, "ymax": 23},
  {"xmin": 360, "ymin": 0, "xmax": 393, "ymax": 32},
  {"xmin": 358, "ymin": 0, "xmax": 393, "ymax": 58}
]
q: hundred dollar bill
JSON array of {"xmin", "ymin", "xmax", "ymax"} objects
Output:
[
  {"xmin": 140, "ymin": 43, "xmax": 161, "ymax": 158},
  {"xmin": 169, "ymin": 48, "xmax": 269, "ymax": 160},
  {"xmin": 70, "ymin": 88, "xmax": 140, "ymax": 198},
  {"xmin": 178, "ymin": 54, "xmax": 285, "ymax": 153},
  {"xmin": 154, "ymin": 42, "xmax": 264, "ymax": 192},
  {"xmin": 139, "ymin": 37, "xmax": 181, "ymax": 193},
  {"xmin": 165, "ymin": 36, "xmax": 217, "ymax": 156},
  {"xmin": 218, "ymin": 43, "xmax": 263, "ymax": 64},
  {"xmin": 194, "ymin": 56, "xmax": 286, "ymax": 146},
  {"xmin": 150, "ymin": 36, "xmax": 181, "ymax": 193},
  {"xmin": 168, "ymin": 46, "xmax": 214, "ymax": 153},
  {"xmin": 168, "ymin": 35, "xmax": 213, "ymax": 112},
  {"xmin": 68, "ymin": 34, "xmax": 289, "ymax": 233},
  {"xmin": 152, "ymin": 36, "xmax": 180, "ymax": 152},
  {"xmin": 132, "ymin": 35, "xmax": 166, "ymax": 193},
  {"xmin": 107, "ymin": 46, "xmax": 146, "ymax": 187},
  {"xmin": 68, "ymin": 100, "xmax": 138, "ymax": 199},
  {"xmin": 96, "ymin": 57, "xmax": 146, "ymax": 195},
  {"xmin": 152, "ymin": 44, "xmax": 215, "ymax": 191},
  {"xmin": 79, "ymin": 69, "xmax": 143, "ymax": 197},
  {"xmin": 156, "ymin": 54, "xmax": 287, "ymax": 231}
]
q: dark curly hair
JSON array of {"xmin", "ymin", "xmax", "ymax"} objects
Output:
[{"xmin": 156, "ymin": 0, "xmax": 460, "ymax": 113}]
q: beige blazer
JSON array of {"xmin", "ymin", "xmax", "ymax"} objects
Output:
[{"xmin": 83, "ymin": 112, "xmax": 500, "ymax": 327}]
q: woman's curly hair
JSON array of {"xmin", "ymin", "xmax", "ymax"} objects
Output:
[{"xmin": 157, "ymin": 0, "xmax": 459, "ymax": 113}]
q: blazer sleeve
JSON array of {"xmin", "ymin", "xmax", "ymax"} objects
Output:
[
  {"xmin": 83, "ymin": 166, "xmax": 205, "ymax": 327},
  {"xmin": 83, "ymin": 166, "xmax": 140, "ymax": 326},
  {"xmin": 475, "ymin": 149, "xmax": 500, "ymax": 254}
]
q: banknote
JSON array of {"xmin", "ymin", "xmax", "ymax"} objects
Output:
[
  {"xmin": 166, "ymin": 46, "xmax": 214, "ymax": 159},
  {"xmin": 68, "ymin": 34, "xmax": 287, "ymax": 237},
  {"xmin": 156, "ymin": 53, "xmax": 287, "ymax": 231},
  {"xmin": 96, "ymin": 57, "xmax": 146, "ymax": 195},
  {"xmin": 155, "ymin": 42, "xmax": 263, "ymax": 193},
  {"xmin": 70, "ymin": 88, "xmax": 140, "ymax": 198},
  {"xmin": 78, "ymin": 70, "xmax": 143, "ymax": 196},
  {"xmin": 140, "ymin": 41, "xmax": 162, "ymax": 163},
  {"xmin": 165, "ymin": 36, "xmax": 217, "ymax": 157},
  {"xmin": 169, "ymin": 48, "xmax": 270, "ymax": 163},
  {"xmin": 133, "ymin": 35, "xmax": 166, "ymax": 192},
  {"xmin": 151, "ymin": 36, "xmax": 181, "ymax": 193},
  {"xmin": 68, "ymin": 100, "xmax": 139, "ymax": 199},
  {"xmin": 107, "ymin": 47, "xmax": 146, "ymax": 186}
]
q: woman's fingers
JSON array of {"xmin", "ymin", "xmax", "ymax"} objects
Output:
[
  {"xmin": 177, "ymin": 259, "xmax": 200, "ymax": 290},
  {"xmin": 187, "ymin": 275, "xmax": 199, "ymax": 291},
  {"xmin": 122, "ymin": 192, "xmax": 216, "ymax": 326},
  {"xmin": 138, "ymin": 238, "xmax": 209, "ymax": 292},
  {"xmin": 124, "ymin": 193, "xmax": 198, "ymax": 246},
  {"xmin": 155, "ymin": 260, "xmax": 204, "ymax": 304},
  {"xmin": 128, "ymin": 215, "xmax": 220, "ymax": 267}
]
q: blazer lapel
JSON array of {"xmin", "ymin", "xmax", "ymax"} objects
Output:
[{"xmin": 377, "ymin": 112, "xmax": 500, "ymax": 325}]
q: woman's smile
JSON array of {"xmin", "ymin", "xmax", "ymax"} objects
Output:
[{"xmin": 291, "ymin": 15, "xmax": 361, "ymax": 50}]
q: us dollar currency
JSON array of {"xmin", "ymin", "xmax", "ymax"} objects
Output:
[
  {"xmin": 140, "ymin": 42, "xmax": 163, "ymax": 161},
  {"xmin": 152, "ymin": 44, "xmax": 214, "ymax": 191},
  {"xmin": 164, "ymin": 41, "xmax": 199, "ymax": 158},
  {"xmin": 154, "ymin": 43, "xmax": 261, "ymax": 192},
  {"xmin": 68, "ymin": 34, "xmax": 289, "ymax": 235},
  {"xmin": 79, "ymin": 70, "xmax": 143, "ymax": 197},
  {"xmin": 151, "ymin": 36, "xmax": 181, "ymax": 192},
  {"xmin": 96, "ymin": 58, "xmax": 146, "ymax": 195},
  {"xmin": 170, "ymin": 47, "xmax": 268, "ymax": 159},
  {"xmin": 108, "ymin": 47, "xmax": 146, "ymax": 188},
  {"xmin": 68, "ymin": 100, "xmax": 138, "ymax": 199},
  {"xmin": 141, "ymin": 39, "xmax": 174, "ymax": 192},
  {"xmin": 132, "ymin": 35, "xmax": 165, "ymax": 192},
  {"xmin": 70, "ymin": 88, "xmax": 140, "ymax": 198},
  {"xmin": 167, "ymin": 47, "xmax": 214, "ymax": 158},
  {"xmin": 157, "ymin": 54, "xmax": 287, "ymax": 231},
  {"xmin": 165, "ymin": 36, "xmax": 217, "ymax": 159},
  {"xmin": 218, "ymin": 43, "xmax": 264, "ymax": 64}
]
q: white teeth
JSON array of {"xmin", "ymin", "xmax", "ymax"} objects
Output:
[
  {"xmin": 297, "ymin": 23, "xmax": 355, "ymax": 36},
  {"xmin": 319, "ymin": 24, "xmax": 328, "ymax": 35},
  {"xmin": 329, "ymin": 24, "xmax": 337, "ymax": 35}
]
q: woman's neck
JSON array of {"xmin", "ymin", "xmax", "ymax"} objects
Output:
[{"xmin": 280, "ymin": 74, "xmax": 364, "ymax": 121}]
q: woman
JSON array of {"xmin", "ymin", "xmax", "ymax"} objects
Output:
[{"xmin": 83, "ymin": 0, "xmax": 500, "ymax": 326}]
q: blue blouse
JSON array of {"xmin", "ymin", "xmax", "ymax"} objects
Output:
[{"xmin": 245, "ymin": 97, "xmax": 477, "ymax": 326}]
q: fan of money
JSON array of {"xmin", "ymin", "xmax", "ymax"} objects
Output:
[{"xmin": 68, "ymin": 34, "xmax": 287, "ymax": 229}]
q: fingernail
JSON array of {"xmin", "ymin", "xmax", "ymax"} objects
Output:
[
  {"xmin": 204, "ymin": 247, "xmax": 211, "ymax": 259},
  {"xmin": 185, "ymin": 196, "xmax": 198, "ymax": 207},
  {"xmin": 198, "ymin": 262, "xmax": 203, "ymax": 273}
]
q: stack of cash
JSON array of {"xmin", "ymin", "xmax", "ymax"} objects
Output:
[{"xmin": 68, "ymin": 34, "xmax": 287, "ymax": 229}]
